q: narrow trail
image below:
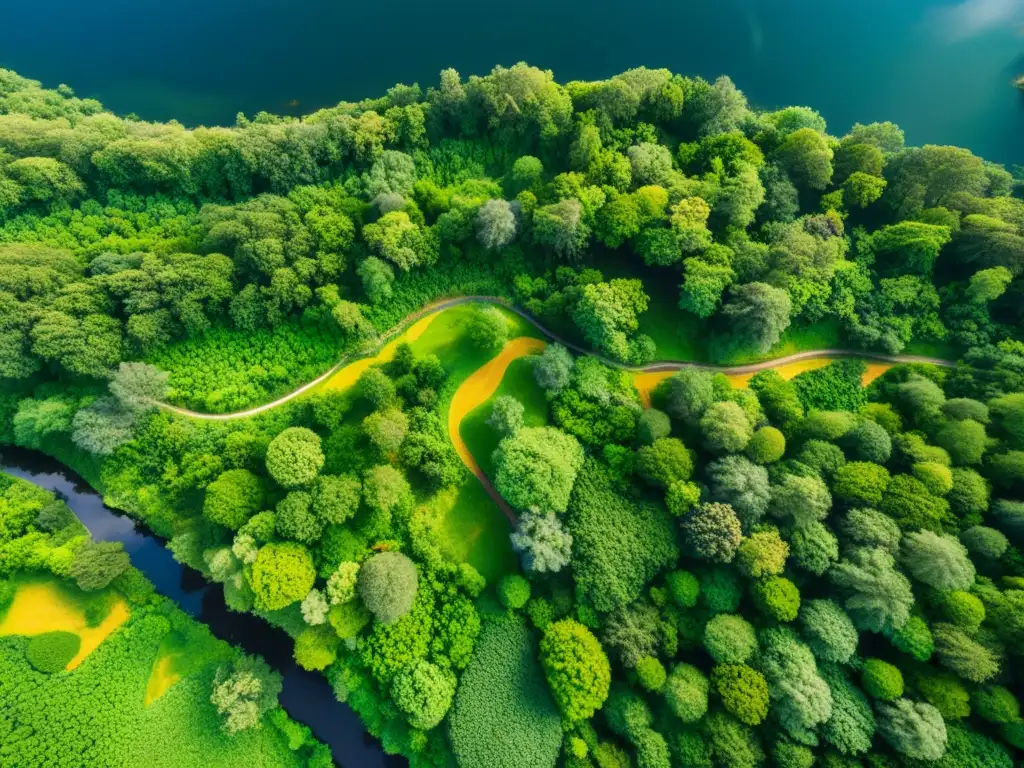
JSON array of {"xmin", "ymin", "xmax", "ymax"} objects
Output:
[
  {"xmin": 447, "ymin": 337, "xmax": 547, "ymax": 525},
  {"xmin": 156, "ymin": 295, "xmax": 956, "ymax": 421},
  {"xmin": 154, "ymin": 295, "xmax": 957, "ymax": 526}
]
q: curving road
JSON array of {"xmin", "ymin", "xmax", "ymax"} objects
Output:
[{"xmin": 156, "ymin": 295, "xmax": 955, "ymax": 421}]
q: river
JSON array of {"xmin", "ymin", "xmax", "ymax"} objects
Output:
[
  {"xmin": 0, "ymin": 0, "xmax": 1023, "ymax": 165},
  {"xmin": 0, "ymin": 446, "xmax": 404, "ymax": 768}
]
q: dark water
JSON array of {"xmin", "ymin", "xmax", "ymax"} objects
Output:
[
  {"xmin": 0, "ymin": 447, "xmax": 404, "ymax": 768},
  {"xmin": 1, "ymin": 0, "xmax": 1024, "ymax": 165}
]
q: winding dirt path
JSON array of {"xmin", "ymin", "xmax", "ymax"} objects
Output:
[
  {"xmin": 446, "ymin": 337, "xmax": 547, "ymax": 524},
  {"xmin": 156, "ymin": 295, "xmax": 955, "ymax": 421},
  {"xmin": 154, "ymin": 297, "xmax": 956, "ymax": 522}
]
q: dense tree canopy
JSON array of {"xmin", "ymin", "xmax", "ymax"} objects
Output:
[{"xmin": 5, "ymin": 59, "xmax": 1024, "ymax": 768}]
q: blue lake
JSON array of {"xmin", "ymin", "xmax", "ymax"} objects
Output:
[{"xmin": 1, "ymin": 0, "xmax": 1023, "ymax": 163}]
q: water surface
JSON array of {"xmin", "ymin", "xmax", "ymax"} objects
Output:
[
  {"xmin": 1, "ymin": 0, "xmax": 1023, "ymax": 163},
  {"xmin": 0, "ymin": 447, "xmax": 404, "ymax": 768}
]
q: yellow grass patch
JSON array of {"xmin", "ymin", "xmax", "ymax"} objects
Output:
[
  {"xmin": 447, "ymin": 337, "xmax": 546, "ymax": 521},
  {"xmin": 726, "ymin": 358, "xmax": 833, "ymax": 389},
  {"xmin": 634, "ymin": 371, "xmax": 674, "ymax": 408},
  {"xmin": 633, "ymin": 358, "xmax": 895, "ymax": 405},
  {"xmin": 0, "ymin": 581, "xmax": 130, "ymax": 670},
  {"xmin": 861, "ymin": 362, "xmax": 893, "ymax": 385},
  {"xmin": 321, "ymin": 312, "xmax": 439, "ymax": 394},
  {"xmin": 144, "ymin": 654, "xmax": 181, "ymax": 706}
]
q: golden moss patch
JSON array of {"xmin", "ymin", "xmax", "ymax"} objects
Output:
[{"xmin": 0, "ymin": 581, "xmax": 130, "ymax": 670}]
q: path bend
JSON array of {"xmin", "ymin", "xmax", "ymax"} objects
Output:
[{"xmin": 156, "ymin": 295, "xmax": 955, "ymax": 421}]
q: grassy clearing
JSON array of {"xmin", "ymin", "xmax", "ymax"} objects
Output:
[
  {"xmin": 144, "ymin": 653, "xmax": 181, "ymax": 706},
  {"xmin": 319, "ymin": 310, "xmax": 440, "ymax": 394},
  {"xmin": 425, "ymin": 484, "xmax": 517, "ymax": 582},
  {"xmin": 314, "ymin": 304, "xmax": 534, "ymax": 581},
  {"xmin": 460, "ymin": 356, "xmax": 549, "ymax": 479},
  {"xmin": 712, "ymin": 317, "xmax": 844, "ymax": 365},
  {"xmin": 0, "ymin": 577, "xmax": 130, "ymax": 670}
]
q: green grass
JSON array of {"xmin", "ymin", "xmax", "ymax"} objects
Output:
[
  {"xmin": 460, "ymin": 357, "xmax": 549, "ymax": 479},
  {"xmin": 407, "ymin": 304, "xmax": 544, "ymax": 377},
  {"xmin": 429, "ymin": 483, "xmax": 518, "ymax": 583},
  {"xmin": 593, "ymin": 250, "xmax": 710, "ymax": 362},
  {"xmin": 306, "ymin": 303, "xmax": 530, "ymax": 582},
  {"xmin": 904, "ymin": 337, "xmax": 959, "ymax": 359},
  {"xmin": 409, "ymin": 305, "xmax": 532, "ymax": 582},
  {"xmin": 712, "ymin": 317, "xmax": 844, "ymax": 365}
]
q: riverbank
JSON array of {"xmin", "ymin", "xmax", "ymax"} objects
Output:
[{"xmin": 0, "ymin": 447, "xmax": 404, "ymax": 768}]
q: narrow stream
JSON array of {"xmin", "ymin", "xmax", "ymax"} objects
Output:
[{"xmin": 0, "ymin": 446, "xmax": 405, "ymax": 768}]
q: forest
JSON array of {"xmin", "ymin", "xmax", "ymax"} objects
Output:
[
  {"xmin": 2, "ymin": 61, "xmax": 1024, "ymax": 767},
  {"xmin": 0, "ymin": 470, "xmax": 331, "ymax": 766}
]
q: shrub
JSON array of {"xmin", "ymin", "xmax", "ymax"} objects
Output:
[
  {"xmin": 664, "ymin": 663, "xmax": 709, "ymax": 723},
  {"xmin": 736, "ymin": 528, "xmax": 788, "ymax": 578},
  {"xmin": 493, "ymin": 427, "xmax": 584, "ymax": 513},
  {"xmin": 448, "ymin": 618, "xmax": 562, "ymax": 768},
  {"xmin": 711, "ymin": 664, "xmax": 769, "ymax": 726},
  {"xmin": 498, "ymin": 574, "xmax": 531, "ymax": 610},
  {"xmin": 681, "ymin": 502, "xmax": 742, "ymax": 563},
  {"xmin": 876, "ymin": 699, "xmax": 947, "ymax": 762},
  {"xmin": 941, "ymin": 590, "xmax": 985, "ymax": 630},
  {"xmin": 861, "ymin": 658, "xmax": 903, "ymax": 700},
  {"xmin": 636, "ymin": 437, "xmax": 694, "ymax": 488},
  {"xmin": 293, "ymin": 625, "xmax": 340, "ymax": 671},
  {"xmin": 204, "ymin": 469, "xmax": 265, "ymax": 529},
  {"xmin": 635, "ymin": 656, "xmax": 667, "ymax": 692},
  {"xmin": 666, "ymin": 570, "xmax": 700, "ymax": 608},
  {"xmin": 798, "ymin": 599, "xmax": 858, "ymax": 664},
  {"xmin": 391, "ymin": 659, "xmax": 456, "ymax": 730},
  {"xmin": 751, "ymin": 576, "xmax": 800, "ymax": 622},
  {"xmin": 703, "ymin": 614, "xmax": 757, "ymax": 664},
  {"xmin": 357, "ymin": 551, "xmax": 418, "ymax": 624},
  {"xmin": 265, "ymin": 427, "xmax": 324, "ymax": 489},
  {"xmin": 746, "ymin": 426, "xmax": 785, "ymax": 464},
  {"xmin": 890, "ymin": 615, "xmax": 933, "ymax": 661},
  {"xmin": 972, "ymin": 686, "xmax": 1020, "ymax": 724},
  {"xmin": 25, "ymin": 631, "xmax": 80, "ymax": 673},
  {"xmin": 251, "ymin": 542, "xmax": 316, "ymax": 611}
]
